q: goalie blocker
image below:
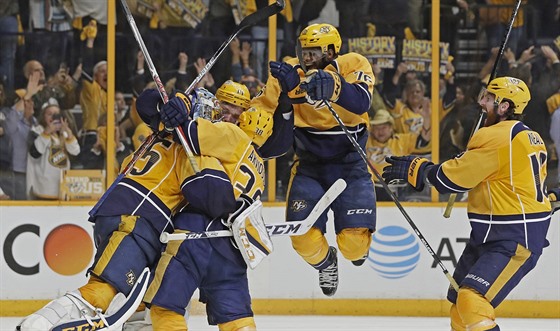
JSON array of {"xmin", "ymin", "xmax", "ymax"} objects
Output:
[{"xmin": 161, "ymin": 179, "xmax": 348, "ymax": 269}]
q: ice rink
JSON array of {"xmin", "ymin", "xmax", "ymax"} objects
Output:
[{"xmin": 2, "ymin": 315, "xmax": 559, "ymax": 331}]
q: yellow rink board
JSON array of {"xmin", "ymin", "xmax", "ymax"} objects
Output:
[{"xmin": 1, "ymin": 299, "xmax": 558, "ymax": 318}]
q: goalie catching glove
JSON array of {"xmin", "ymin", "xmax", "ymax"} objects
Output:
[
  {"xmin": 383, "ymin": 156, "xmax": 433, "ymax": 191},
  {"xmin": 300, "ymin": 69, "xmax": 343, "ymax": 102},
  {"xmin": 160, "ymin": 91, "xmax": 192, "ymax": 129}
]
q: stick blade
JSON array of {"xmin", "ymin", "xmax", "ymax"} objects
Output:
[{"xmin": 238, "ymin": 0, "xmax": 284, "ymax": 29}]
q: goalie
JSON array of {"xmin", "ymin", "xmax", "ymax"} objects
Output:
[{"xmin": 127, "ymin": 86, "xmax": 273, "ymax": 331}]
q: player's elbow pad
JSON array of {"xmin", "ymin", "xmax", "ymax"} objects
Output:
[{"xmin": 181, "ymin": 169, "xmax": 236, "ymax": 219}]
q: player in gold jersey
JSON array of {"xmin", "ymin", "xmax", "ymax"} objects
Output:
[
  {"xmin": 17, "ymin": 89, "xmax": 240, "ymax": 331},
  {"xmin": 131, "ymin": 86, "xmax": 271, "ymax": 330},
  {"xmin": 383, "ymin": 77, "xmax": 553, "ymax": 331},
  {"xmin": 251, "ymin": 23, "xmax": 376, "ymax": 297}
]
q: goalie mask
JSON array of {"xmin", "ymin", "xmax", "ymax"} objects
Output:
[
  {"xmin": 486, "ymin": 76, "xmax": 531, "ymax": 114},
  {"xmin": 299, "ymin": 23, "xmax": 342, "ymax": 56},
  {"xmin": 190, "ymin": 88, "xmax": 222, "ymax": 122},
  {"xmin": 238, "ymin": 106, "xmax": 273, "ymax": 147}
]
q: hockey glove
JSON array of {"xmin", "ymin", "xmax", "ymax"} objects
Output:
[
  {"xmin": 300, "ymin": 69, "xmax": 343, "ymax": 102},
  {"xmin": 270, "ymin": 61, "xmax": 300, "ymax": 93},
  {"xmin": 383, "ymin": 156, "xmax": 433, "ymax": 191},
  {"xmin": 160, "ymin": 91, "xmax": 192, "ymax": 129},
  {"xmin": 548, "ymin": 188, "xmax": 560, "ymax": 214}
]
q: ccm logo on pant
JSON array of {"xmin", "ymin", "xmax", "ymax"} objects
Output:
[{"xmin": 347, "ymin": 209, "xmax": 373, "ymax": 215}]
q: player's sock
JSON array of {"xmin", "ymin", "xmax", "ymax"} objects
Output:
[{"xmin": 318, "ymin": 246, "xmax": 338, "ymax": 296}]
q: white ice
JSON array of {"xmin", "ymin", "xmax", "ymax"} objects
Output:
[{"xmin": 2, "ymin": 315, "xmax": 559, "ymax": 331}]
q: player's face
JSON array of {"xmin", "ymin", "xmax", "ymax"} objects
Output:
[
  {"xmin": 478, "ymin": 91, "xmax": 499, "ymax": 126},
  {"xmin": 301, "ymin": 47, "xmax": 328, "ymax": 70},
  {"xmin": 220, "ymin": 101, "xmax": 244, "ymax": 124},
  {"xmin": 371, "ymin": 123, "xmax": 393, "ymax": 143}
]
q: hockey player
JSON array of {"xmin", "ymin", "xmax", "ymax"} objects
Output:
[
  {"xmin": 134, "ymin": 88, "xmax": 271, "ymax": 330},
  {"xmin": 17, "ymin": 89, "xmax": 239, "ymax": 331},
  {"xmin": 382, "ymin": 77, "xmax": 553, "ymax": 331},
  {"xmin": 251, "ymin": 23, "xmax": 376, "ymax": 296},
  {"xmin": 216, "ymin": 79, "xmax": 251, "ymax": 124}
]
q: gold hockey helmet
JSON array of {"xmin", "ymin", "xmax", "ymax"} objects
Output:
[
  {"xmin": 216, "ymin": 80, "xmax": 251, "ymax": 110},
  {"xmin": 486, "ymin": 76, "xmax": 531, "ymax": 114},
  {"xmin": 238, "ymin": 106, "xmax": 273, "ymax": 147},
  {"xmin": 299, "ymin": 23, "xmax": 342, "ymax": 55}
]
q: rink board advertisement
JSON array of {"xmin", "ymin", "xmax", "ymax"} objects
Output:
[{"xmin": 1, "ymin": 205, "xmax": 559, "ymax": 302}]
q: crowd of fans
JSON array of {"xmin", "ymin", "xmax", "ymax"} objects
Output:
[{"xmin": 0, "ymin": 0, "xmax": 558, "ymax": 201}]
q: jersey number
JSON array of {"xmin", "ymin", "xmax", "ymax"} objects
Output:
[
  {"xmin": 529, "ymin": 152, "xmax": 547, "ymax": 203},
  {"xmin": 130, "ymin": 139, "xmax": 172, "ymax": 176},
  {"xmin": 234, "ymin": 164, "xmax": 263, "ymax": 201}
]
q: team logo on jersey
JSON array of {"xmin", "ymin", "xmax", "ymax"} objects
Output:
[
  {"xmin": 126, "ymin": 270, "xmax": 136, "ymax": 287},
  {"xmin": 49, "ymin": 145, "xmax": 69, "ymax": 168},
  {"xmin": 290, "ymin": 200, "xmax": 307, "ymax": 212}
]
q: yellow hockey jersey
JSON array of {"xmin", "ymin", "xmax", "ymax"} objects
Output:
[
  {"xmin": 427, "ymin": 120, "xmax": 551, "ymax": 253},
  {"xmin": 188, "ymin": 118, "xmax": 266, "ymax": 201},
  {"xmin": 251, "ymin": 53, "xmax": 374, "ymax": 159},
  {"xmin": 94, "ymin": 135, "xmax": 235, "ymax": 227}
]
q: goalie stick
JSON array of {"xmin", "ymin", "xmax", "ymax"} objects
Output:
[
  {"xmin": 295, "ymin": 40, "xmax": 459, "ymax": 292},
  {"xmin": 159, "ymin": 178, "xmax": 347, "ymax": 243},
  {"xmin": 443, "ymin": 0, "xmax": 522, "ymax": 218},
  {"xmin": 89, "ymin": 1, "xmax": 284, "ymax": 217}
]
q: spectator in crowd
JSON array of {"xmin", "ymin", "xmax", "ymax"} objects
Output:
[
  {"xmin": 91, "ymin": 112, "xmax": 131, "ymax": 175},
  {"xmin": 26, "ymin": 99, "xmax": 80, "ymax": 199},
  {"xmin": 79, "ymin": 20, "xmax": 108, "ymax": 169},
  {"xmin": 27, "ymin": 0, "xmax": 74, "ymax": 76},
  {"xmin": 366, "ymin": 109, "xmax": 431, "ymax": 201},
  {"xmin": 483, "ymin": 0, "xmax": 527, "ymax": 56},
  {"xmin": 230, "ymin": 37, "xmax": 255, "ymax": 82},
  {"xmin": 0, "ymin": 1, "xmax": 19, "ymax": 92},
  {"xmin": 5, "ymin": 86, "xmax": 37, "ymax": 200},
  {"xmin": 334, "ymin": 0, "xmax": 370, "ymax": 39},
  {"xmin": 0, "ymin": 83, "xmax": 12, "ymax": 197},
  {"xmin": 549, "ymin": 91, "xmax": 560, "ymax": 185}
]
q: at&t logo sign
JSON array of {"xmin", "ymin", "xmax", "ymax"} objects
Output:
[{"xmin": 367, "ymin": 225, "xmax": 420, "ymax": 279}]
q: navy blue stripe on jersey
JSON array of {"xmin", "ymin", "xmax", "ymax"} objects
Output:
[
  {"xmin": 426, "ymin": 164, "xmax": 470, "ymax": 194},
  {"xmin": 337, "ymin": 81, "xmax": 372, "ymax": 115},
  {"xmin": 180, "ymin": 120, "xmax": 201, "ymax": 155},
  {"xmin": 181, "ymin": 168, "xmax": 236, "ymax": 219},
  {"xmin": 94, "ymin": 177, "xmax": 172, "ymax": 226},
  {"xmin": 511, "ymin": 121, "xmax": 529, "ymax": 140},
  {"xmin": 468, "ymin": 211, "xmax": 551, "ymax": 254},
  {"xmin": 294, "ymin": 124, "xmax": 367, "ymax": 160}
]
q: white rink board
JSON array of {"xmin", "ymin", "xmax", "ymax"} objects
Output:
[{"xmin": 1, "ymin": 205, "xmax": 559, "ymax": 301}]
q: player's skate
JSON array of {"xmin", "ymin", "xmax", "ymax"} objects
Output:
[
  {"xmin": 318, "ymin": 246, "xmax": 338, "ymax": 296},
  {"xmin": 16, "ymin": 291, "xmax": 102, "ymax": 331},
  {"xmin": 352, "ymin": 251, "xmax": 369, "ymax": 266}
]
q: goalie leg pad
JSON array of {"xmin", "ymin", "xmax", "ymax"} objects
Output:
[
  {"xmin": 290, "ymin": 227, "xmax": 330, "ymax": 267},
  {"xmin": 91, "ymin": 215, "xmax": 162, "ymax": 295},
  {"xmin": 336, "ymin": 227, "xmax": 372, "ymax": 262},
  {"xmin": 456, "ymin": 287, "xmax": 497, "ymax": 331}
]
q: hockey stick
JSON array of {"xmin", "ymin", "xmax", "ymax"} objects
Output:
[
  {"xmin": 120, "ymin": 0, "xmax": 200, "ymax": 173},
  {"xmin": 443, "ymin": 0, "xmax": 522, "ymax": 218},
  {"xmin": 296, "ymin": 41, "xmax": 459, "ymax": 292},
  {"xmin": 90, "ymin": 1, "xmax": 284, "ymax": 217},
  {"xmin": 183, "ymin": 0, "xmax": 285, "ymax": 95},
  {"xmin": 160, "ymin": 178, "xmax": 347, "ymax": 243}
]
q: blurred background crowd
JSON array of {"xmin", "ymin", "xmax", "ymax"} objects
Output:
[{"xmin": 0, "ymin": 0, "xmax": 559, "ymax": 202}]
